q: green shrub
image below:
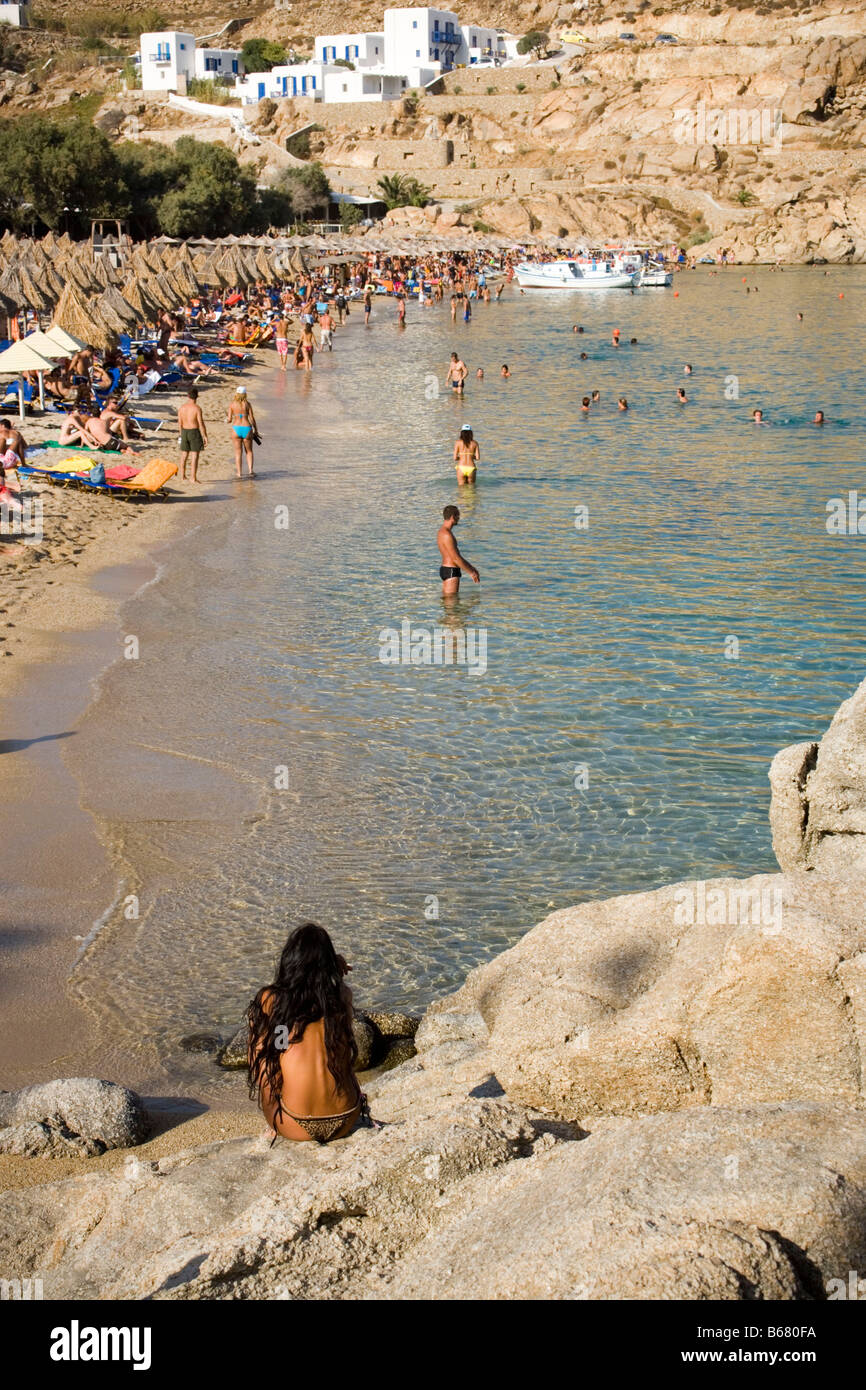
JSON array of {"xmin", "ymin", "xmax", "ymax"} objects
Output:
[{"xmin": 516, "ymin": 82, "xmax": 526, "ymax": 92}]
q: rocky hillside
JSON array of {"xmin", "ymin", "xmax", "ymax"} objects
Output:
[
  {"xmin": 1, "ymin": 676, "xmax": 866, "ymax": 1299},
  {"xmin": 4, "ymin": 1, "xmax": 866, "ymax": 258}
]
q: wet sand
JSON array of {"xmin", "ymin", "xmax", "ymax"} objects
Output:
[{"xmin": 0, "ymin": 352, "xmax": 275, "ymax": 1093}]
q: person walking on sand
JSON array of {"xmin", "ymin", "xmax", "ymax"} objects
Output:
[
  {"xmin": 437, "ymin": 504, "xmax": 480, "ymax": 597},
  {"xmin": 227, "ymin": 385, "xmax": 257, "ymax": 479},
  {"xmin": 453, "ymin": 425, "xmax": 480, "ymax": 485},
  {"xmin": 274, "ymin": 313, "xmax": 290, "ymax": 371},
  {"xmin": 364, "ymin": 286, "xmax": 373, "ymax": 326},
  {"xmin": 178, "ymin": 386, "xmax": 208, "ymax": 484}
]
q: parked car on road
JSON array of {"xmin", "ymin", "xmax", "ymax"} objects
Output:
[{"xmin": 655, "ymin": 33, "xmax": 680, "ymax": 43}]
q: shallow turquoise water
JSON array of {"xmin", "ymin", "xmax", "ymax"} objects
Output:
[{"xmin": 72, "ymin": 266, "xmax": 866, "ymax": 1077}]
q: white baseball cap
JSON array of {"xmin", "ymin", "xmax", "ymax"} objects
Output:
[{"xmin": 237, "ymin": 386, "xmax": 247, "ymax": 394}]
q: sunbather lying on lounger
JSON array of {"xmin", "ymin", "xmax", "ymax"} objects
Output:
[{"xmin": 170, "ymin": 349, "xmax": 218, "ymax": 378}]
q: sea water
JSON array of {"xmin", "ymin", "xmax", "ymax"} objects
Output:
[{"xmin": 67, "ymin": 267, "xmax": 866, "ymax": 1087}]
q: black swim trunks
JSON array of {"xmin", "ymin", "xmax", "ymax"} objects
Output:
[{"xmin": 439, "ymin": 566, "xmax": 461, "ymax": 580}]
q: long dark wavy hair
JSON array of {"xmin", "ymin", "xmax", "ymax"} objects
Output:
[{"xmin": 247, "ymin": 923, "xmax": 357, "ymax": 1111}]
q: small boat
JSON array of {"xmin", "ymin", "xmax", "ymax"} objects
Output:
[
  {"xmin": 637, "ymin": 265, "xmax": 674, "ymax": 287},
  {"xmin": 515, "ymin": 259, "xmax": 637, "ymax": 289}
]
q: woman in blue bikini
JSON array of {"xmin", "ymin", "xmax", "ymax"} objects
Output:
[{"xmin": 227, "ymin": 385, "xmax": 258, "ymax": 479}]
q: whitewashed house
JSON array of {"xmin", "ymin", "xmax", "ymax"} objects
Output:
[
  {"xmin": 315, "ymin": 32, "xmax": 384, "ymax": 68},
  {"xmin": 384, "ymin": 7, "xmax": 460, "ymax": 73},
  {"xmin": 236, "ymin": 60, "xmax": 342, "ymax": 103},
  {"xmin": 323, "ymin": 68, "xmax": 408, "ymax": 103},
  {"xmin": 193, "ymin": 46, "xmax": 243, "ymax": 81},
  {"xmin": 139, "ymin": 32, "xmax": 196, "ymax": 92},
  {"xmin": 0, "ymin": 1, "xmax": 30, "ymax": 28},
  {"xmin": 460, "ymin": 23, "xmax": 508, "ymax": 64}
]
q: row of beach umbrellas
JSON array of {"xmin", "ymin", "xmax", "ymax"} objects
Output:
[{"xmin": 0, "ymin": 227, "xmax": 529, "ymax": 417}]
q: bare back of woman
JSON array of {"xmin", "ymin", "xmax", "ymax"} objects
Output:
[{"xmin": 248, "ymin": 922, "xmax": 363, "ymax": 1145}]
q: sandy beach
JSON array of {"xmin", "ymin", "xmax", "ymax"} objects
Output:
[{"xmin": 0, "ymin": 349, "xmax": 278, "ymax": 1103}]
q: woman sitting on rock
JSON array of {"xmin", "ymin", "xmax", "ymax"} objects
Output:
[{"xmin": 247, "ymin": 922, "xmax": 370, "ymax": 1145}]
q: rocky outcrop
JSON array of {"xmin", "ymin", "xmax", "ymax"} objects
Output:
[
  {"xmin": 0, "ymin": 1079, "xmax": 148, "ymax": 1157},
  {"xmin": 770, "ymin": 679, "xmax": 866, "ymax": 873},
  {"xmin": 420, "ymin": 874, "xmax": 866, "ymax": 1120}
]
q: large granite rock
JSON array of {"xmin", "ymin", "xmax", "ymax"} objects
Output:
[
  {"xmin": 418, "ymin": 873, "xmax": 866, "ymax": 1120},
  {"xmin": 0, "ymin": 1079, "xmax": 148, "ymax": 1157},
  {"xmin": 378, "ymin": 1103, "xmax": 866, "ymax": 1300},
  {"xmin": 769, "ymin": 678, "xmax": 866, "ymax": 875}
]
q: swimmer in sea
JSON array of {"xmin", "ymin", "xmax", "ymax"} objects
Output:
[
  {"xmin": 581, "ymin": 396, "xmax": 590, "ymax": 413},
  {"xmin": 445, "ymin": 352, "xmax": 467, "ymax": 395},
  {"xmin": 591, "ymin": 390, "xmax": 600, "ymax": 404},
  {"xmin": 453, "ymin": 425, "xmax": 480, "ymax": 485},
  {"xmin": 813, "ymin": 410, "xmax": 825, "ymax": 425},
  {"xmin": 476, "ymin": 367, "xmax": 484, "ymax": 380},
  {"xmin": 500, "ymin": 364, "xmax": 510, "ymax": 378},
  {"xmin": 579, "ymin": 351, "xmax": 588, "ymax": 360},
  {"xmin": 677, "ymin": 387, "xmax": 688, "ymax": 403},
  {"xmin": 618, "ymin": 397, "xmax": 628, "ymax": 410},
  {"xmin": 612, "ymin": 328, "xmax": 621, "ymax": 346},
  {"xmin": 630, "ymin": 337, "xmax": 638, "ymax": 344},
  {"xmin": 684, "ymin": 364, "xmax": 692, "ymax": 374},
  {"xmin": 437, "ymin": 504, "xmax": 480, "ymax": 597},
  {"xmin": 752, "ymin": 409, "xmax": 765, "ymax": 424},
  {"xmin": 797, "ymin": 312, "xmax": 804, "ymax": 322}
]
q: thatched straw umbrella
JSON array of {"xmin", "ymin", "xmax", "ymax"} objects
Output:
[{"xmin": 53, "ymin": 281, "xmax": 116, "ymax": 352}]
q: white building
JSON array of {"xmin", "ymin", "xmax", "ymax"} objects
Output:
[
  {"xmin": 384, "ymin": 7, "xmax": 458, "ymax": 73},
  {"xmin": 460, "ymin": 23, "xmax": 508, "ymax": 64},
  {"xmin": 323, "ymin": 68, "xmax": 409, "ymax": 103},
  {"xmin": 236, "ymin": 60, "xmax": 342, "ymax": 104},
  {"xmin": 139, "ymin": 31, "xmax": 196, "ymax": 92},
  {"xmin": 0, "ymin": 1, "xmax": 30, "ymax": 28},
  {"xmin": 194, "ymin": 46, "xmax": 243, "ymax": 81},
  {"xmin": 315, "ymin": 32, "xmax": 384, "ymax": 68}
]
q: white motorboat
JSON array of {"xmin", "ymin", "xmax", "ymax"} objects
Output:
[
  {"xmin": 515, "ymin": 259, "xmax": 637, "ymax": 289},
  {"xmin": 637, "ymin": 265, "xmax": 674, "ymax": 287}
]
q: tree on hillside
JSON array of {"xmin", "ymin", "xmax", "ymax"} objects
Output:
[
  {"xmin": 376, "ymin": 173, "xmax": 431, "ymax": 209},
  {"xmin": 0, "ymin": 117, "xmax": 122, "ymax": 235},
  {"xmin": 155, "ymin": 137, "xmax": 259, "ymax": 238},
  {"xmin": 270, "ymin": 162, "xmax": 331, "ymax": 221},
  {"xmin": 517, "ymin": 30, "xmax": 550, "ymax": 58},
  {"xmin": 241, "ymin": 38, "xmax": 289, "ymax": 72}
]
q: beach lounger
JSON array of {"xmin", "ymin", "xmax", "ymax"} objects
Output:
[
  {"xmin": 21, "ymin": 455, "xmax": 176, "ymax": 499},
  {"xmin": 111, "ymin": 457, "xmax": 177, "ymax": 495}
]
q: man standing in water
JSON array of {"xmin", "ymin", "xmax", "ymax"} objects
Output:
[
  {"xmin": 274, "ymin": 313, "xmax": 290, "ymax": 371},
  {"xmin": 437, "ymin": 505, "xmax": 480, "ymax": 596},
  {"xmin": 445, "ymin": 352, "xmax": 467, "ymax": 396},
  {"xmin": 177, "ymin": 386, "xmax": 208, "ymax": 484}
]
